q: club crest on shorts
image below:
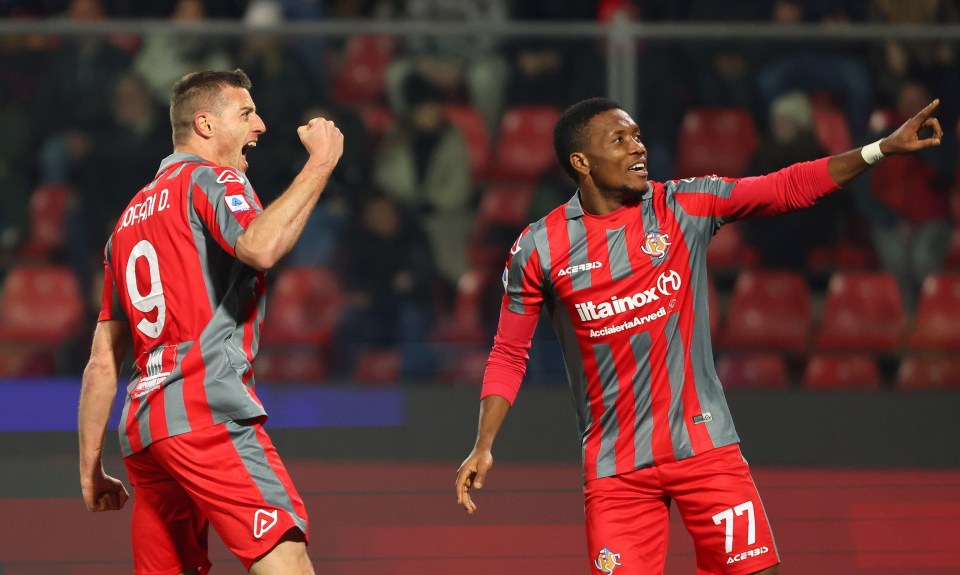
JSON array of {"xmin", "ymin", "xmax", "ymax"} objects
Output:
[
  {"xmin": 640, "ymin": 231, "xmax": 671, "ymax": 258},
  {"xmin": 253, "ymin": 509, "xmax": 278, "ymax": 539},
  {"xmin": 594, "ymin": 547, "xmax": 622, "ymax": 574}
]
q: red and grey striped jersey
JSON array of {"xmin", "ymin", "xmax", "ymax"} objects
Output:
[
  {"xmin": 99, "ymin": 153, "xmax": 267, "ymax": 456},
  {"xmin": 484, "ymin": 158, "xmax": 839, "ymax": 481}
]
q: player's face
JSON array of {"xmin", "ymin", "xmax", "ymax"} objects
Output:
[
  {"xmin": 213, "ymin": 86, "xmax": 266, "ymax": 173},
  {"xmin": 583, "ymin": 109, "xmax": 648, "ymax": 195}
]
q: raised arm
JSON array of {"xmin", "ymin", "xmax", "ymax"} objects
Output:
[
  {"xmin": 235, "ymin": 117, "xmax": 344, "ymax": 271},
  {"xmin": 78, "ymin": 320, "xmax": 131, "ymax": 512},
  {"xmin": 827, "ymin": 99, "xmax": 943, "ymax": 187}
]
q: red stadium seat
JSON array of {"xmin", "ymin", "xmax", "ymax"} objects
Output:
[
  {"xmin": 435, "ymin": 344, "xmax": 490, "ymax": 385},
  {"xmin": 261, "ymin": 266, "xmax": 344, "ymax": 345},
  {"xmin": 20, "ymin": 184, "xmax": 72, "ymax": 260},
  {"xmin": 431, "ymin": 267, "xmax": 493, "ymax": 343},
  {"xmin": 815, "ymin": 272, "xmax": 905, "ymax": 352},
  {"xmin": 353, "ymin": 347, "xmax": 402, "ymax": 384},
  {"xmin": 906, "ymin": 273, "xmax": 960, "ymax": 351},
  {"xmin": 896, "ymin": 355, "xmax": 960, "ymax": 390},
  {"xmin": 472, "ymin": 183, "xmax": 536, "ymax": 244},
  {"xmin": 803, "ymin": 353, "xmax": 881, "ymax": 389},
  {"xmin": 255, "ymin": 346, "xmax": 327, "ymax": 383},
  {"xmin": 715, "ymin": 353, "xmax": 789, "ymax": 389},
  {"xmin": 0, "ymin": 264, "xmax": 84, "ymax": 343},
  {"xmin": 487, "ymin": 106, "xmax": 562, "ymax": 183},
  {"xmin": 813, "ymin": 107, "xmax": 853, "ymax": 156},
  {"xmin": 356, "ymin": 104, "xmax": 395, "ymax": 148},
  {"xmin": 675, "ymin": 107, "xmax": 759, "ymax": 179},
  {"xmin": 706, "ymin": 222, "xmax": 758, "ymax": 273},
  {"xmin": 719, "ymin": 270, "xmax": 811, "ymax": 352},
  {"xmin": 442, "ymin": 105, "xmax": 490, "ymax": 183},
  {"xmin": 332, "ymin": 35, "xmax": 395, "ymax": 105}
]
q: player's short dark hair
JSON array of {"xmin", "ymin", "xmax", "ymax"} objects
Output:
[
  {"xmin": 553, "ymin": 97, "xmax": 623, "ymax": 182},
  {"xmin": 170, "ymin": 69, "xmax": 252, "ymax": 147}
]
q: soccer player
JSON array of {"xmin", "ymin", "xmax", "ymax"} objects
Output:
[
  {"xmin": 78, "ymin": 69, "xmax": 343, "ymax": 574},
  {"xmin": 456, "ymin": 97, "xmax": 942, "ymax": 574}
]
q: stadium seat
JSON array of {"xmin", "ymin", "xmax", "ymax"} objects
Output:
[
  {"xmin": 332, "ymin": 35, "xmax": 395, "ymax": 105},
  {"xmin": 815, "ymin": 272, "xmax": 905, "ymax": 352},
  {"xmin": 20, "ymin": 183, "xmax": 71, "ymax": 260},
  {"xmin": 896, "ymin": 355, "xmax": 960, "ymax": 390},
  {"xmin": 442, "ymin": 105, "xmax": 490, "ymax": 183},
  {"xmin": 261, "ymin": 266, "xmax": 344, "ymax": 345},
  {"xmin": 803, "ymin": 353, "xmax": 881, "ymax": 389},
  {"xmin": 486, "ymin": 105, "xmax": 562, "ymax": 183},
  {"xmin": 719, "ymin": 270, "xmax": 811, "ymax": 352},
  {"xmin": 813, "ymin": 107, "xmax": 853, "ymax": 156},
  {"xmin": 715, "ymin": 353, "xmax": 789, "ymax": 389},
  {"xmin": 435, "ymin": 344, "xmax": 489, "ymax": 385},
  {"xmin": 353, "ymin": 347, "xmax": 402, "ymax": 384},
  {"xmin": 706, "ymin": 222, "xmax": 758, "ymax": 273},
  {"xmin": 255, "ymin": 346, "xmax": 327, "ymax": 383},
  {"xmin": 431, "ymin": 266, "xmax": 493, "ymax": 343},
  {"xmin": 675, "ymin": 107, "xmax": 759, "ymax": 179},
  {"xmin": 906, "ymin": 273, "xmax": 960, "ymax": 351},
  {"xmin": 471, "ymin": 183, "xmax": 536, "ymax": 244},
  {"xmin": 0, "ymin": 264, "xmax": 84, "ymax": 343}
]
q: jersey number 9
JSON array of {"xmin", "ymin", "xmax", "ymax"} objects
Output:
[{"xmin": 125, "ymin": 240, "xmax": 167, "ymax": 338}]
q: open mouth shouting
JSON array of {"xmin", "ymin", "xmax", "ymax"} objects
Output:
[{"xmin": 241, "ymin": 140, "xmax": 257, "ymax": 171}]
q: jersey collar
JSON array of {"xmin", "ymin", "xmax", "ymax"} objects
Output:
[
  {"xmin": 155, "ymin": 152, "xmax": 212, "ymax": 176},
  {"xmin": 565, "ymin": 185, "xmax": 656, "ymax": 220}
]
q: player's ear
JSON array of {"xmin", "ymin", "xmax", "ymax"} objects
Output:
[
  {"xmin": 194, "ymin": 112, "xmax": 214, "ymax": 139},
  {"xmin": 570, "ymin": 152, "xmax": 590, "ymax": 177}
]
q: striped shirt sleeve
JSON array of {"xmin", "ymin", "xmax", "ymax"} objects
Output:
[
  {"xmin": 97, "ymin": 242, "xmax": 126, "ymax": 322},
  {"xmin": 503, "ymin": 226, "xmax": 547, "ymax": 315},
  {"xmin": 190, "ymin": 166, "xmax": 264, "ymax": 256}
]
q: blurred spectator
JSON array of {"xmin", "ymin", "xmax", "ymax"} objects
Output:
[
  {"xmin": 334, "ymin": 192, "xmax": 438, "ymax": 378},
  {"xmin": 37, "ymin": 0, "xmax": 133, "ymax": 186},
  {"xmin": 373, "ymin": 73, "xmax": 474, "ymax": 289},
  {"xmin": 382, "ymin": 0, "xmax": 510, "ymax": 131},
  {"xmin": 504, "ymin": 2, "xmax": 601, "ymax": 110},
  {"xmin": 754, "ymin": 0, "xmax": 873, "ymax": 140},
  {"xmin": 244, "ymin": 0, "xmax": 333, "ymax": 105},
  {"xmin": 59, "ymin": 73, "xmax": 169, "ymax": 294},
  {"xmin": 283, "ymin": 106, "xmax": 368, "ymax": 268},
  {"xmin": 868, "ymin": 0, "xmax": 960, "ymax": 109},
  {"xmin": 0, "ymin": 30, "xmax": 45, "ymax": 254},
  {"xmin": 741, "ymin": 91, "xmax": 844, "ymax": 269},
  {"xmin": 133, "ymin": 0, "xmax": 232, "ymax": 107},
  {"xmin": 859, "ymin": 80, "xmax": 953, "ymax": 312}
]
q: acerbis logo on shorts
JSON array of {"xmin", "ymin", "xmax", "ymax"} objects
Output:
[
  {"xmin": 727, "ymin": 546, "xmax": 770, "ymax": 565},
  {"xmin": 253, "ymin": 509, "xmax": 278, "ymax": 539},
  {"xmin": 594, "ymin": 547, "xmax": 622, "ymax": 574}
]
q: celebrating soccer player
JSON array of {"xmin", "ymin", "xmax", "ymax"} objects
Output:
[{"xmin": 456, "ymin": 97, "xmax": 942, "ymax": 574}]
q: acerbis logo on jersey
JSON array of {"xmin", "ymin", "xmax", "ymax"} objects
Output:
[
  {"xmin": 640, "ymin": 231, "xmax": 671, "ymax": 258},
  {"xmin": 558, "ymin": 261, "xmax": 603, "ymax": 277},
  {"xmin": 225, "ymin": 195, "xmax": 252, "ymax": 213},
  {"xmin": 253, "ymin": 509, "xmax": 278, "ymax": 539},
  {"xmin": 574, "ymin": 270, "xmax": 682, "ymax": 322},
  {"xmin": 727, "ymin": 546, "xmax": 770, "ymax": 565},
  {"xmin": 594, "ymin": 547, "xmax": 622, "ymax": 574},
  {"xmin": 216, "ymin": 169, "xmax": 245, "ymax": 184}
]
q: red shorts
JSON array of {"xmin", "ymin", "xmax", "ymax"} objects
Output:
[
  {"xmin": 123, "ymin": 419, "xmax": 309, "ymax": 575},
  {"xmin": 583, "ymin": 444, "xmax": 778, "ymax": 575}
]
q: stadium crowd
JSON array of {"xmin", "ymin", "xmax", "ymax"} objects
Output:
[{"xmin": 1, "ymin": 0, "xmax": 959, "ymax": 387}]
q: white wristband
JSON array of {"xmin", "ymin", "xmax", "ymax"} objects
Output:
[{"xmin": 861, "ymin": 140, "xmax": 885, "ymax": 165}]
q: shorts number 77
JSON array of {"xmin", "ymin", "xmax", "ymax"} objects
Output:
[{"xmin": 712, "ymin": 501, "xmax": 756, "ymax": 554}]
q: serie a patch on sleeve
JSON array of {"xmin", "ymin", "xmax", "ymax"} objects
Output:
[{"xmin": 225, "ymin": 195, "xmax": 252, "ymax": 213}]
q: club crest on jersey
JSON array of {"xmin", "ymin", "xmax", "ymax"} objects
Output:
[
  {"xmin": 216, "ymin": 169, "xmax": 245, "ymax": 184},
  {"xmin": 594, "ymin": 547, "xmax": 622, "ymax": 574},
  {"xmin": 225, "ymin": 195, "xmax": 252, "ymax": 213},
  {"xmin": 640, "ymin": 231, "xmax": 671, "ymax": 258}
]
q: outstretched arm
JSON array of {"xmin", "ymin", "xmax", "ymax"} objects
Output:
[
  {"xmin": 78, "ymin": 320, "xmax": 131, "ymax": 512},
  {"xmin": 456, "ymin": 394, "xmax": 511, "ymax": 514},
  {"xmin": 827, "ymin": 99, "xmax": 943, "ymax": 187}
]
